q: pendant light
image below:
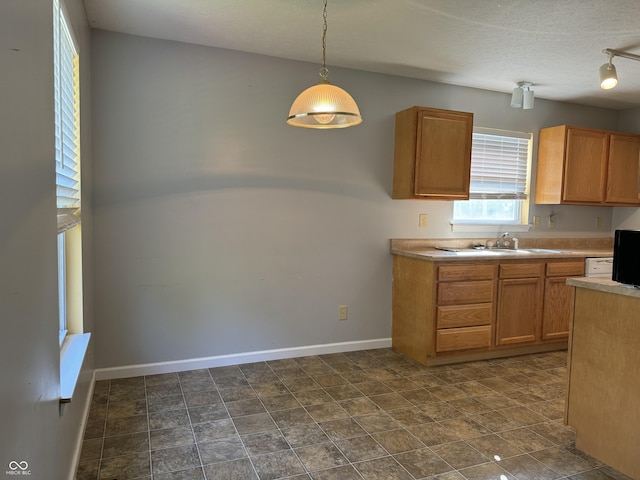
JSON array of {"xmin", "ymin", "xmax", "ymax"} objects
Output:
[{"xmin": 287, "ymin": 0, "xmax": 362, "ymax": 129}]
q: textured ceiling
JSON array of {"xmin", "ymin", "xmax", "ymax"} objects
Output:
[{"xmin": 84, "ymin": 0, "xmax": 640, "ymax": 110}]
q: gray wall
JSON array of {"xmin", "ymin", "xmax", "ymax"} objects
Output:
[
  {"xmin": 614, "ymin": 107, "xmax": 640, "ymax": 229},
  {"xmin": 0, "ymin": 0, "xmax": 94, "ymax": 478},
  {"xmin": 91, "ymin": 30, "xmax": 632, "ymax": 370}
]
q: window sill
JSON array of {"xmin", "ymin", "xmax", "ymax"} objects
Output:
[
  {"xmin": 450, "ymin": 223, "xmax": 531, "ymax": 233},
  {"xmin": 60, "ymin": 332, "xmax": 91, "ymax": 404}
]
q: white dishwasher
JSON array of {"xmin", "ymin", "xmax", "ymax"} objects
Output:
[{"xmin": 584, "ymin": 257, "xmax": 613, "ymax": 277}]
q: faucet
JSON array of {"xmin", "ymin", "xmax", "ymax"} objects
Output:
[{"xmin": 497, "ymin": 232, "xmax": 511, "ymax": 249}]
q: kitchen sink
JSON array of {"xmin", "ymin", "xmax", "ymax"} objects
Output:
[
  {"xmin": 433, "ymin": 247, "xmax": 568, "ymax": 256},
  {"xmin": 515, "ymin": 248, "xmax": 566, "ymax": 254},
  {"xmin": 452, "ymin": 248, "xmax": 515, "ymax": 256}
]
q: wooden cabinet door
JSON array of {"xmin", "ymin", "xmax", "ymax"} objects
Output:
[
  {"xmin": 414, "ymin": 109, "xmax": 472, "ymax": 199},
  {"xmin": 542, "ymin": 277, "xmax": 573, "ymax": 340},
  {"xmin": 543, "ymin": 261, "xmax": 584, "ymax": 341},
  {"xmin": 605, "ymin": 134, "xmax": 640, "ymax": 205},
  {"xmin": 562, "ymin": 128, "xmax": 608, "ymax": 203},
  {"xmin": 496, "ymin": 277, "xmax": 544, "ymax": 345}
]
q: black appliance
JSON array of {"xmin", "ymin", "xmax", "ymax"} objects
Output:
[{"xmin": 613, "ymin": 229, "xmax": 640, "ymax": 288}]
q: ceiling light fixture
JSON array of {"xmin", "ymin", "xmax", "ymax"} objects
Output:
[
  {"xmin": 510, "ymin": 82, "xmax": 534, "ymax": 110},
  {"xmin": 600, "ymin": 51, "xmax": 618, "ymax": 89},
  {"xmin": 287, "ymin": 0, "xmax": 362, "ymax": 129},
  {"xmin": 599, "ymin": 48, "xmax": 640, "ymax": 90}
]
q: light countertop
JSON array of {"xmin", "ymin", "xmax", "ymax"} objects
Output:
[
  {"xmin": 392, "ymin": 247, "xmax": 613, "ymax": 262},
  {"xmin": 567, "ymin": 277, "xmax": 640, "ymax": 299},
  {"xmin": 391, "ymin": 238, "xmax": 613, "ymax": 263}
]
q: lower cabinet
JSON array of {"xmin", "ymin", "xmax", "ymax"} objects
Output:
[
  {"xmin": 542, "ymin": 261, "xmax": 585, "ymax": 340},
  {"xmin": 495, "ymin": 263, "xmax": 544, "ymax": 346},
  {"xmin": 435, "ymin": 264, "xmax": 496, "ymax": 352},
  {"xmin": 392, "ymin": 255, "xmax": 583, "ymax": 365}
]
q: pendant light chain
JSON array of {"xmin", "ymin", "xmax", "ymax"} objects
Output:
[{"xmin": 320, "ymin": 0, "xmax": 329, "ymax": 81}]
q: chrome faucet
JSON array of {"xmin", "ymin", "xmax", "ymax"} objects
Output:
[{"xmin": 497, "ymin": 232, "xmax": 511, "ymax": 248}]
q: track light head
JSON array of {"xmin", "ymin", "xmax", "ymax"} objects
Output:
[
  {"xmin": 600, "ymin": 51, "xmax": 618, "ymax": 89},
  {"xmin": 523, "ymin": 89, "xmax": 534, "ymax": 109},
  {"xmin": 599, "ymin": 60, "xmax": 618, "ymax": 90},
  {"xmin": 510, "ymin": 82, "xmax": 534, "ymax": 109},
  {"xmin": 510, "ymin": 87, "xmax": 523, "ymax": 108},
  {"xmin": 599, "ymin": 48, "xmax": 640, "ymax": 90}
]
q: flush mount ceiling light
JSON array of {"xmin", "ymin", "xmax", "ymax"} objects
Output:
[
  {"xmin": 510, "ymin": 82, "xmax": 534, "ymax": 110},
  {"xmin": 287, "ymin": 0, "xmax": 362, "ymax": 129},
  {"xmin": 599, "ymin": 48, "xmax": 640, "ymax": 90}
]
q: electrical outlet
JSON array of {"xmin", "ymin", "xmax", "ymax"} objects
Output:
[
  {"xmin": 533, "ymin": 215, "xmax": 540, "ymax": 228},
  {"xmin": 595, "ymin": 216, "xmax": 601, "ymax": 229},
  {"xmin": 418, "ymin": 213, "xmax": 428, "ymax": 228},
  {"xmin": 338, "ymin": 305, "xmax": 348, "ymax": 321},
  {"xmin": 548, "ymin": 214, "xmax": 556, "ymax": 229}
]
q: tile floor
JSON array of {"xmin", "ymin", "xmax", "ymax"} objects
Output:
[{"xmin": 75, "ymin": 349, "xmax": 631, "ymax": 480}]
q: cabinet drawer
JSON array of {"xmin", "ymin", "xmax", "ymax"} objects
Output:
[
  {"xmin": 437, "ymin": 280, "xmax": 495, "ymax": 305},
  {"xmin": 436, "ymin": 325, "xmax": 491, "ymax": 352},
  {"xmin": 546, "ymin": 261, "xmax": 585, "ymax": 277},
  {"xmin": 438, "ymin": 264, "xmax": 496, "ymax": 282},
  {"xmin": 437, "ymin": 303, "xmax": 493, "ymax": 328},
  {"xmin": 499, "ymin": 263, "xmax": 544, "ymax": 279}
]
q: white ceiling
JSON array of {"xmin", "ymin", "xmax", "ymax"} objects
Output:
[{"xmin": 83, "ymin": 0, "xmax": 640, "ymax": 110}]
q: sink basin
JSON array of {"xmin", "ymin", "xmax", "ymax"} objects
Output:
[
  {"xmin": 515, "ymin": 248, "xmax": 566, "ymax": 254},
  {"xmin": 433, "ymin": 247, "xmax": 568, "ymax": 256},
  {"xmin": 453, "ymin": 249, "xmax": 514, "ymax": 255},
  {"xmin": 450, "ymin": 248, "xmax": 567, "ymax": 256}
]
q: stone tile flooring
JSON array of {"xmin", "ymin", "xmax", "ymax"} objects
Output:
[{"xmin": 75, "ymin": 349, "xmax": 632, "ymax": 480}]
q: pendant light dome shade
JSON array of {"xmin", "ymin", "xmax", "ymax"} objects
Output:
[
  {"xmin": 287, "ymin": 80, "xmax": 362, "ymax": 129},
  {"xmin": 287, "ymin": 0, "xmax": 362, "ymax": 129}
]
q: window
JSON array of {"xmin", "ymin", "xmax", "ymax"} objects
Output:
[
  {"xmin": 453, "ymin": 128, "xmax": 532, "ymax": 225},
  {"xmin": 54, "ymin": 0, "xmax": 81, "ymax": 342},
  {"xmin": 55, "ymin": 0, "xmax": 90, "ymax": 403},
  {"xmin": 54, "ymin": 0, "xmax": 80, "ymax": 217}
]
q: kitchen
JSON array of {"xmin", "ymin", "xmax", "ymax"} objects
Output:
[{"xmin": 3, "ymin": 1, "xmax": 640, "ymax": 479}]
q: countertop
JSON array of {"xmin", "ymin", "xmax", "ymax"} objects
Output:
[
  {"xmin": 567, "ymin": 277, "xmax": 640, "ymax": 299},
  {"xmin": 391, "ymin": 237, "xmax": 613, "ymax": 262},
  {"xmin": 392, "ymin": 247, "xmax": 613, "ymax": 262}
]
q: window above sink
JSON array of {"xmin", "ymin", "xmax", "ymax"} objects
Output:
[{"xmin": 452, "ymin": 127, "xmax": 533, "ymax": 231}]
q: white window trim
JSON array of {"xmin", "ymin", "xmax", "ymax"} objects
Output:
[
  {"xmin": 60, "ymin": 333, "xmax": 91, "ymax": 403},
  {"xmin": 58, "ymin": 232, "xmax": 67, "ymax": 344}
]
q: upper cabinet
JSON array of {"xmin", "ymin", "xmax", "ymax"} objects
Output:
[
  {"xmin": 606, "ymin": 133, "xmax": 640, "ymax": 204},
  {"xmin": 392, "ymin": 106, "xmax": 473, "ymax": 200},
  {"xmin": 535, "ymin": 125, "xmax": 640, "ymax": 206}
]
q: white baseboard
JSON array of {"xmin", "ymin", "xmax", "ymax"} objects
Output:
[{"xmin": 95, "ymin": 338, "xmax": 392, "ymax": 380}]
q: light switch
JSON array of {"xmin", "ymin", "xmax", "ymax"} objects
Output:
[{"xmin": 418, "ymin": 213, "xmax": 428, "ymax": 228}]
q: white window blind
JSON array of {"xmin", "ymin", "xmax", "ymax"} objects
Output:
[
  {"xmin": 54, "ymin": 0, "xmax": 81, "ymax": 233},
  {"xmin": 469, "ymin": 128, "xmax": 531, "ymax": 200}
]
